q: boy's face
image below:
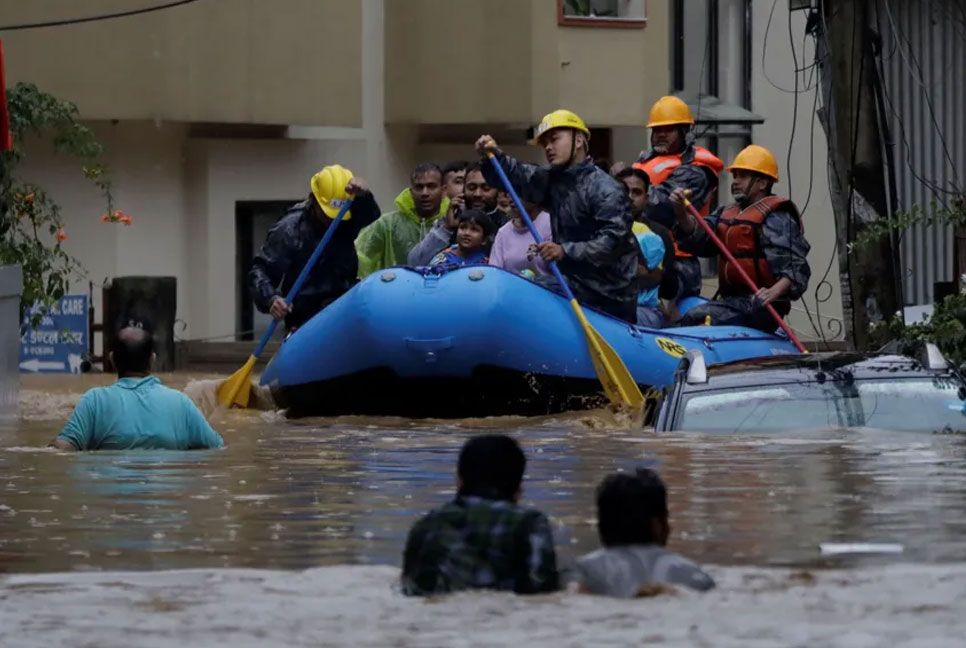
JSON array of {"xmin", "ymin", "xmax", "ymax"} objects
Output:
[
  {"xmin": 621, "ymin": 175, "xmax": 648, "ymax": 216},
  {"xmin": 443, "ymin": 170, "xmax": 466, "ymax": 199},
  {"xmin": 457, "ymin": 220, "xmax": 486, "ymax": 252},
  {"xmin": 539, "ymin": 128, "xmax": 580, "ymax": 166}
]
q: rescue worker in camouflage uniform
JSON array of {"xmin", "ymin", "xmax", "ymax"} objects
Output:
[
  {"xmin": 249, "ymin": 165, "xmax": 380, "ymax": 330},
  {"xmin": 475, "ymin": 110, "xmax": 638, "ymax": 322},
  {"xmin": 401, "ymin": 434, "xmax": 559, "ymax": 596},
  {"xmin": 670, "ymin": 145, "xmax": 811, "ymax": 332},
  {"xmin": 633, "ymin": 96, "xmax": 724, "ymax": 301}
]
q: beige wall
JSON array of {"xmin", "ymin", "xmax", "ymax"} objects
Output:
[
  {"xmin": 551, "ymin": 0, "xmax": 669, "ymax": 126},
  {"xmin": 1, "ymin": 0, "xmax": 362, "ymax": 127},
  {"xmin": 385, "ymin": 0, "xmax": 534, "ymax": 124},
  {"xmin": 751, "ymin": 3, "xmax": 843, "ymax": 341},
  {"xmin": 17, "ymin": 122, "xmax": 189, "ymax": 352},
  {"xmin": 386, "ymin": 0, "xmax": 668, "ymax": 128}
]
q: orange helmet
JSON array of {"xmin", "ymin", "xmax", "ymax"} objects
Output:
[
  {"xmin": 727, "ymin": 145, "xmax": 779, "ymax": 182},
  {"xmin": 647, "ymin": 96, "xmax": 695, "ymax": 128}
]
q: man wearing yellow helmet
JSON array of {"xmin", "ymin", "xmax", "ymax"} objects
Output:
[
  {"xmin": 249, "ymin": 165, "xmax": 380, "ymax": 330},
  {"xmin": 628, "ymin": 96, "xmax": 724, "ymax": 303},
  {"xmin": 669, "ymin": 145, "xmax": 811, "ymax": 332},
  {"xmin": 475, "ymin": 109, "xmax": 638, "ymax": 322}
]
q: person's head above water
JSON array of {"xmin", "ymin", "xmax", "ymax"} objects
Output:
[
  {"xmin": 111, "ymin": 326, "xmax": 156, "ymax": 378},
  {"xmin": 596, "ymin": 467, "xmax": 670, "ymax": 547},
  {"xmin": 457, "ymin": 434, "xmax": 526, "ymax": 502}
]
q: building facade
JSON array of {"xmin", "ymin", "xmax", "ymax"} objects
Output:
[{"xmin": 2, "ymin": 0, "xmax": 842, "ymax": 344}]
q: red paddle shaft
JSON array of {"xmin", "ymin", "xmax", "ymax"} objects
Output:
[{"xmin": 683, "ymin": 200, "xmax": 807, "ymax": 353}]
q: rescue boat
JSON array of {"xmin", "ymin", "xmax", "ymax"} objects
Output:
[{"xmin": 259, "ymin": 266, "xmax": 799, "ymax": 417}]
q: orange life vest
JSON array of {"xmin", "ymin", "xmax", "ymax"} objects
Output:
[
  {"xmin": 633, "ymin": 146, "xmax": 724, "ymax": 258},
  {"xmin": 715, "ymin": 196, "xmax": 801, "ymax": 296}
]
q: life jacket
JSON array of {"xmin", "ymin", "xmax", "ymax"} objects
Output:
[
  {"xmin": 633, "ymin": 146, "xmax": 724, "ymax": 258},
  {"xmin": 715, "ymin": 196, "xmax": 802, "ymax": 296}
]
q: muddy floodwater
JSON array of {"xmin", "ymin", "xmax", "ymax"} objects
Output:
[
  {"xmin": 3, "ymin": 373, "xmax": 966, "ymax": 646},
  {"xmin": 4, "ymin": 372, "xmax": 966, "ymax": 573}
]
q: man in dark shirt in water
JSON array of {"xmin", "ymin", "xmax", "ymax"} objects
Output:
[{"xmin": 401, "ymin": 434, "xmax": 559, "ymax": 595}]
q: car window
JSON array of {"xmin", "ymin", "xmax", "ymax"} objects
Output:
[{"xmin": 678, "ymin": 378, "xmax": 966, "ymax": 433}]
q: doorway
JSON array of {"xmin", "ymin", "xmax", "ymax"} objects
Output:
[{"xmin": 235, "ymin": 200, "xmax": 299, "ymax": 341}]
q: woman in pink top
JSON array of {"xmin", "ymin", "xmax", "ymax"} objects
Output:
[{"xmin": 488, "ymin": 198, "xmax": 552, "ymax": 277}]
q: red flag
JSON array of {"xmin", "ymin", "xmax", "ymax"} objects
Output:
[{"xmin": 0, "ymin": 40, "xmax": 13, "ymax": 151}]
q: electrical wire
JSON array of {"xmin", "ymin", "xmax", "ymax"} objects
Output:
[
  {"xmin": 810, "ymin": 2, "xmax": 846, "ymax": 347},
  {"xmin": 785, "ymin": 6, "xmax": 800, "ymax": 201},
  {"xmin": 0, "ymin": 0, "xmax": 203, "ymax": 32},
  {"xmin": 763, "ymin": 0, "xmax": 821, "ymax": 94}
]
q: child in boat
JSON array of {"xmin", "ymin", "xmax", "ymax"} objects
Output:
[
  {"xmin": 489, "ymin": 199, "xmax": 552, "ymax": 278},
  {"xmin": 429, "ymin": 208, "xmax": 495, "ymax": 268},
  {"xmin": 634, "ymin": 224, "xmax": 668, "ymax": 328},
  {"xmin": 570, "ymin": 468, "xmax": 715, "ymax": 597},
  {"xmin": 401, "ymin": 434, "xmax": 559, "ymax": 596}
]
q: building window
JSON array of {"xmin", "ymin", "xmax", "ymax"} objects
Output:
[{"xmin": 558, "ymin": 0, "xmax": 647, "ymax": 28}]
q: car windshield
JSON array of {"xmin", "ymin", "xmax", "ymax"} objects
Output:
[{"xmin": 678, "ymin": 377, "xmax": 966, "ymax": 433}]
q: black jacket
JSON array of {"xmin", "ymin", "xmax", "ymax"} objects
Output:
[
  {"xmin": 483, "ymin": 154, "xmax": 638, "ymax": 317},
  {"xmin": 249, "ymin": 192, "xmax": 380, "ymax": 329}
]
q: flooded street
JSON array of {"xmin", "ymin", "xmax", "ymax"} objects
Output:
[{"xmin": 3, "ymin": 373, "xmax": 966, "ymax": 646}]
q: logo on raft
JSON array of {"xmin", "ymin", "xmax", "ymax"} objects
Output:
[{"xmin": 655, "ymin": 337, "xmax": 687, "ymax": 358}]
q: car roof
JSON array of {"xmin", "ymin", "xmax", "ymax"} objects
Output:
[{"xmin": 687, "ymin": 352, "xmax": 954, "ymax": 392}]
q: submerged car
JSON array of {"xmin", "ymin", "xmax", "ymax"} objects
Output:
[{"xmin": 649, "ymin": 343, "xmax": 966, "ymax": 433}]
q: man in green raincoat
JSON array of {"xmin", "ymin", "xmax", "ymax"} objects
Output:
[{"xmin": 355, "ymin": 163, "xmax": 450, "ymax": 277}]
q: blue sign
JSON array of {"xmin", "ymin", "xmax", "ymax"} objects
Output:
[{"xmin": 19, "ymin": 295, "xmax": 89, "ymax": 374}]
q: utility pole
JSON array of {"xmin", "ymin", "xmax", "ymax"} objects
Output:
[{"xmin": 816, "ymin": 0, "xmax": 899, "ymax": 349}]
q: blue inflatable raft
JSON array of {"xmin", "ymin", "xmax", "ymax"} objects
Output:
[{"xmin": 260, "ymin": 266, "xmax": 799, "ymax": 417}]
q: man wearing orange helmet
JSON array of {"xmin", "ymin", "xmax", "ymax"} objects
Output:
[
  {"xmin": 633, "ymin": 96, "xmax": 724, "ymax": 302},
  {"xmin": 249, "ymin": 165, "xmax": 380, "ymax": 330},
  {"xmin": 475, "ymin": 109, "xmax": 638, "ymax": 322},
  {"xmin": 669, "ymin": 145, "xmax": 811, "ymax": 332}
]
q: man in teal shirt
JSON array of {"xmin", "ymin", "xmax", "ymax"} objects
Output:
[{"xmin": 50, "ymin": 326, "xmax": 224, "ymax": 451}]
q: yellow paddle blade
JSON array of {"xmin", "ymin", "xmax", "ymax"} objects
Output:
[
  {"xmin": 569, "ymin": 299, "xmax": 645, "ymax": 409},
  {"xmin": 215, "ymin": 355, "xmax": 258, "ymax": 408}
]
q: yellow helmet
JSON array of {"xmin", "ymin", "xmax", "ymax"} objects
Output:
[
  {"xmin": 532, "ymin": 109, "xmax": 591, "ymax": 145},
  {"xmin": 646, "ymin": 96, "xmax": 695, "ymax": 128},
  {"xmin": 310, "ymin": 164, "xmax": 354, "ymax": 219},
  {"xmin": 727, "ymin": 145, "xmax": 779, "ymax": 182}
]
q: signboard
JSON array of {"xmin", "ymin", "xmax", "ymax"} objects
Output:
[{"xmin": 19, "ymin": 295, "xmax": 89, "ymax": 374}]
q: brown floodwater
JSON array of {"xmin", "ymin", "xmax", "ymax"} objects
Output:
[{"xmin": 3, "ymin": 372, "xmax": 966, "ymax": 575}]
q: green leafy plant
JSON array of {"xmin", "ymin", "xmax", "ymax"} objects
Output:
[
  {"xmin": 870, "ymin": 292, "xmax": 966, "ymax": 366},
  {"xmin": 1, "ymin": 82, "xmax": 116, "ymax": 327},
  {"xmin": 850, "ymin": 195, "xmax": 966, "ymax": 253}
]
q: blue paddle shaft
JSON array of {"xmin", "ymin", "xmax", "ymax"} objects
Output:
[
  {"xmin": 486, "ymin": 154, "xmax": 576, "ymax": 302},
  {"xmin": 252, "ymin": 198, "xmax": 354, "ymax": 359}
]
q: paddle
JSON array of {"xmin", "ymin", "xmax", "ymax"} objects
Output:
[
  {"xmin": 486, "ymin": 152, "xmax": 644, "ymax": 409},
  {"xmin": 682, "ymin": 197, "xmax": 807, "ymax": 353},
  {"xmin": 216, "ymin": 198, "xmax": 354, "ymax": 408}
]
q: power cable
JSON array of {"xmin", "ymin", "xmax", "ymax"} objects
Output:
[
  {"xmin": 763, "ymin": 0, "xmax": 821, "ymax": 94},
  {"xmin": 0, "ymin": 0, "xmax": 203, "ymax": 32},
  {"xmin": 785, "ymin": 6, "xmax": 801, "ymax": 201}
]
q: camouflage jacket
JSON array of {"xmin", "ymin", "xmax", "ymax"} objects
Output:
[{"xmin": 401, "ymin": 495, "xmax": 559, "ymax": 596}]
